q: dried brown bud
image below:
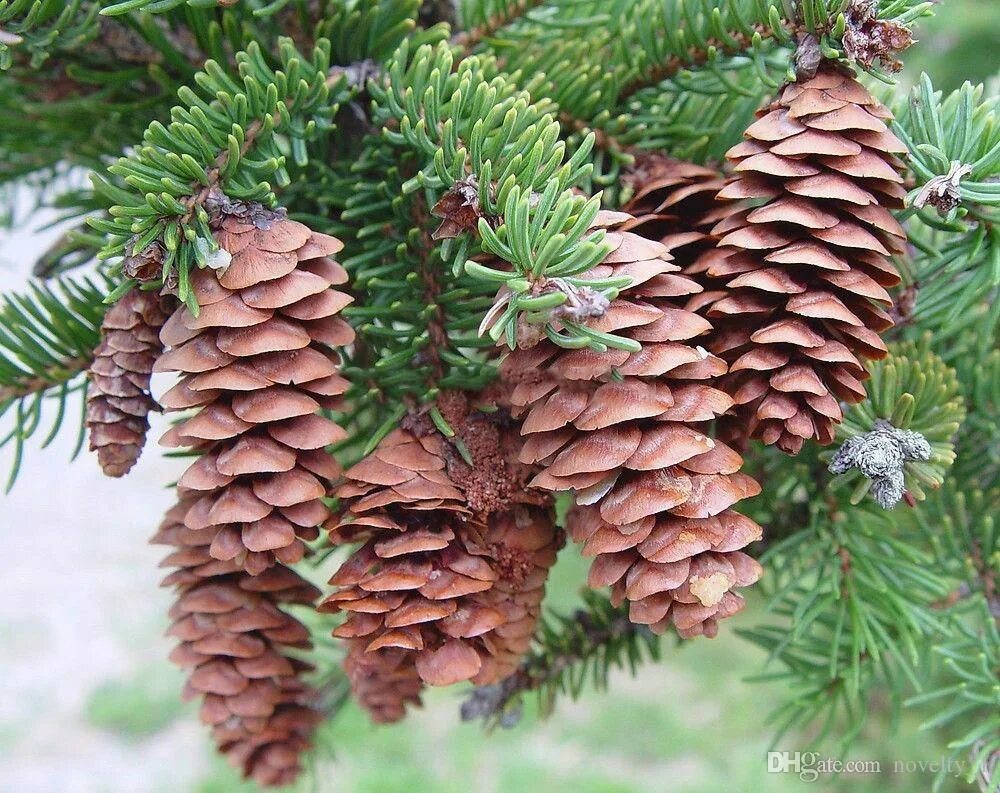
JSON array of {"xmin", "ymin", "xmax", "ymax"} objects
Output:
[
  {"xmin": 122, "ymin": 239, "xmax": 167, "ymax": 282},
  {"xmin": 431, "ymin": 177, "xmax": 489, "ymax": 240},
  {"xmin": 842, "ymin": 0, "xmax": 914, "ymax": 72}
]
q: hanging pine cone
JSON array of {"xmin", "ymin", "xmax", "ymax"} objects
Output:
[
  {"xmin": 501, "ymin": 212, "xmax": 763, "ymax": 638},
  {"xmin": 154, "ymin": 495, "xmax": 323, "ymax": 787},
  {"xmin": 155, "ymin": 204, "xmax": 353, "ymax": 575},
  {"xmin": 343, "ymin": 640, "xmax": 424, "ymax": 724},
  {"xmin": 321, "ymin": 423, "xmax": 560, "ymax": 693},
  {"xmin": 695, "ymin": 63, "xmax": 907, "ymax": 454},
  {"xmin": 86, "ymin": 288, "xmax": 171, "ymax": 476}
]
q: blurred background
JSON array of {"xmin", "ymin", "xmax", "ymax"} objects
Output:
[{"xmin": 0, "ymin": 2, "xmax": 996, "ymax": 791}]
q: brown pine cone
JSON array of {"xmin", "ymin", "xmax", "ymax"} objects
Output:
[
  {"xmin": 155, "ymin": 206, "xmax": 353, "ymax": 575},
  {"xmin": 321, "ymin": 427, "xmax": 560, "ymax": 690},
  {"xmin": 343, "ymin": 640, "xmax": 424, "ymax": 724},
  {"xmin": 501, "ymin": 212, "xmax": 763, "ymax": 638},
  {"xmin": 154, "ymin": 495, "xmax": 323, "ymax": 787},
  {"xmin": 619, "ymin": 154, "xmax": 734, "ymax": 306},
  {"xmin": 86, "ymin": 288, "xmax": 171, "ymax": 476},
  {"xmin": 696, "ymin": 64, "xmax": 907, "ymax": 454}
]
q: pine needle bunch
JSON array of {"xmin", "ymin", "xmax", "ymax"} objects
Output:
[{"xmin": 1, "ymin": 1, "xmax": 998, "ymax": 789}]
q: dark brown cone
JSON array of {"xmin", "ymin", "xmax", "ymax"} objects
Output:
[
  {"xmin": 155, "ymin": 208, "xmax": 354, "ymax": 575},
  {"xmin": 86, "ymin": 288, "xmax": 171, "ymax": 476},
  {"xmin": 693, "ymin": 64, "xmax": 907, "ymax": 454},
  {"xmin": 321, "ymin": 426, "xmax": 560, "ymax": 692},
  {"xmin": 500, "ymin": 211, "xmax": 763, "ymax": 638},
  {"xmin": 154, "ymin": 494, "xmax": 323, "ymax": 787}
]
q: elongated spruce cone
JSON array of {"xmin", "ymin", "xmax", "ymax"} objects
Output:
[
  {"xmin": 321, "ymin": 427, "xmax": 560, "ymax": 696},
  {"xmin": 86, "ymin": 288, "xmax": 170, "ymax": 476},
  {"xmin": 154, "ymin": 496, "xmax": 322, "ymax": 787},
  {"xmin": 501, "ymin": 212, "xmax": 763, "ymax": 637},
  {"xmin": 155, "ymin": 209, "xmax": 353, "ymax": 575},
  {"xmin": 696, "ymin": 64, "xmax": 907, "ymax": 454}
]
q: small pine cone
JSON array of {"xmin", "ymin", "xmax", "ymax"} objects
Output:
[
  {"xmin": 343, "ymin": 640, "xmax": 424, "ymax": 724},
  {"xmin": 697, "ymin": 64, "xmax": 907, "ymax": 454},
  {"xmin": 464, "ymin": 506, "xmax": 561, "ymax": 683},
  {"xmin": 155, "ymin": 208, "xmax": 354, "ymax": 575},
  {"xmin": 321, "ymin": 428, "xmax": 560, "ymax": 691},
  {"xmin": 86, "ymin": 288, "xmax": 170, "ymax": 476},
  {"xmin": 154, "ymin": 495, "xmax": 323, "ymax": 787},
  {"xmin": 501, "ymin": 212, "xmax": 763, "ymax": 638}
]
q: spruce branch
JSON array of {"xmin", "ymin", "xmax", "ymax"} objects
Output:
[
  {"xmin": 452, "ymin": 0, "xmax": 545, "ymax": 53},
  {"xmin": 91, "ymin": 37, "xmax": 352, "ymax": 307}
]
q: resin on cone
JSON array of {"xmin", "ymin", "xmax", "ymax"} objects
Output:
[
  {"xmin": 155, "ymin": 204, "xmax": 353, "ymax": 574},
  {"xmin": 154, "ymin": 495, "xmax": 323, "ymax": 787},
  {"xmin": 697, "ymin": 63, "xmax": 907, "ymax": 454},
  {"xmin": 86, "ymin": 288, "xmax": 171, "ymax": 476},
  {"xmin": 501, "ymin": 211, "xmax": 763, "ymax": 638}
]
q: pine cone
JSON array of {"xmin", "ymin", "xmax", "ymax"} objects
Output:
[
  {"xmin": 321, "ymin": 427, "xmax": 560, "ymax": 691},
  {"xmin": 155, "ymin": 207, "xmax": 353, "ymax": 575},
  {"xmin": 619, "ymin": 154, "xmax": 733, "ymax": 300},
  {"xmin": 86, "ymin": 288, "xmax": 170, "ymax": 476},
  {"xmin": 154, "ymin": 495, "xmax": 323, "ymax": 787},
  {"xmin": 343, "ymin": 640, "xmax": 424, "ymax": 724},
  {"xmin": 697, "ymin": 64, "xmax": 907, "ymax": 454},
  {"xmin": 501, "ymin": 212, "xmax": 763, "ymax": 638}
]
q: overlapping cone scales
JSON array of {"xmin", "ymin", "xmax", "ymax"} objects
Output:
[
  {"xmin": 155, "ymin": 213, "xmax": 353, "ymax": 574},
  {"xmin": 154, "ymin": 495, "xmax": 322, "ymax": 787},
  {"xmin": 86, "ymin": 288, "xmax": 170, "ymax": 476},
  {"xmin": 568, "ymin": 505, "xmax": 762, "ymax": 637},
  {"xmin": 502, "ymin": 213, "xmax": 763, "ymax": 637},
  {"xmin": 322, "ymin": 427, "xmax": 559, "ymax": 696},
  {"xmin": 619, "ymin": 154, "xmax": 737, "ymax": 304},
  {"xmin": 343, "ymin": 640, "xmax": 423, "ymax": 724},
  {"xmin": 702, "ymin": 65, "xmax": 906, "ymax": 454}
]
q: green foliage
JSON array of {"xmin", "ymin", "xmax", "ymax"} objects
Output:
[
  {"xmin": 92, "ymin": 36, "xmax": 349, "ymax": 308},
  {"xmin": 826, "ymin": 338, "xmax": 965, "ymax": 505},
  {"xmin": 907, "ymin": 487, "xmax": 999, "ymax": 792},
  {"xmin": 740, "ymin": 506, "xmax": 954, "ymax": 752},
  {"xmin": 896, "ymin": 75, "xmax": 1000, "ymax": 226},
  {"xmin": 952, "ymin": 349, "xmax": 999, "ymax": 490},
  {"xmin": 0, "ymin": 0, "xmax": 100, "ymax": 70}
]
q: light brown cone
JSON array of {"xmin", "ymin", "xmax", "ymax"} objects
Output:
[
  {"xmin": 154, "ymin": 495, "xmax": 323, "ymax": 787},
  {"xmin": 321, "ymin": 425, "xmax": 560, "ymax": 693},
  {"xmin": 86, "ymin": 288, "xmax": 170, "ymax": 476},
  {"xmin": 501, "ymin": 211, "xmax": 763, "ymax": 638},
  {"xmin": 155, "ymin": 206, "xmax": 354, "ymax": 575},
  {"xmin": 692, "ymin": 64, "xmax": 907, "ymax": 454}
]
